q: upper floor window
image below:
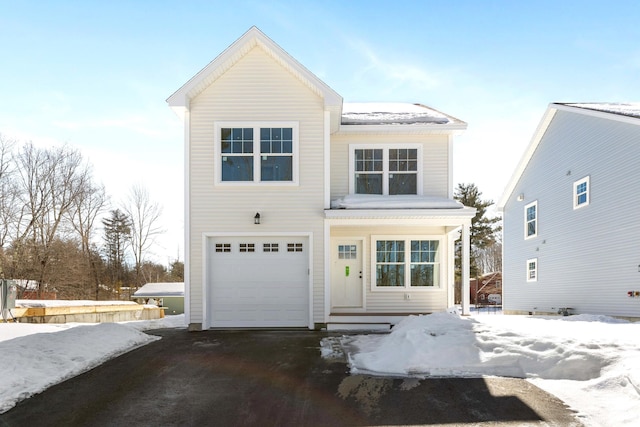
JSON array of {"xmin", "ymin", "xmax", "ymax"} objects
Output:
[
  {"xmin": 524, "ymin": 201, "xmax": 537, "ymax": 239},
  {"xmin": 350, "ymin": 145, "xmax": 421, "ymax": 195},
  {"xmin": 573, "ymin": 176, "xmax": 590, "ymax": 209},
  {"xmin": 216, "ymin": 122, "xmax": 298, "ymax": 185}
]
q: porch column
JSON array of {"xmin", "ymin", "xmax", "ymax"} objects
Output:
[{"xmin": 461, "ymin": 222, "xmax": 471, "ymax": 315}]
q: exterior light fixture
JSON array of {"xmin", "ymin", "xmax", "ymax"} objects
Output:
[
  {"xmin": 254, "ymin": 213, "xmax": 261, "ymax": 225},
  {"xmin": 517, "ymin": 194, "xmax": 524, "ymax": 201}
]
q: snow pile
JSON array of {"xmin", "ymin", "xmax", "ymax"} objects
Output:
[
  {"xmin": 0, "ymin": 315, "xmax": 184, "ymax": 414},
  {"xmin": 331, "ymin": 194, "xmax": 464, "ymax": 209},
  {"xmin": 342, "ymin": 102, "xmax": 452, "ymax": 125},
  {"xmin": 339, "ymin": 312, "xmax": 640, "ymax": 427}
]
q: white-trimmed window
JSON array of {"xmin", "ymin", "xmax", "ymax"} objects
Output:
[
  {"xmin": 526, "ymin": 258, "xmax": 538, "ymax": 282},
  {"xmin": 573, "ymin": 176, "xmax": 590, "ymax": 209},
  {"xmin": 350, "ymin": 145, "xmax": 422, "ymax": 195},
  {"xmin": 372, "ymin": 236, "xmax": 441, "ymax": 289},
  {"xmin": 215, "ymin": 122, "xmax": 298, "ymax": 185},
  {"xmin": 524, "ymin": 201, "xmax": 537, "ymax": 239}
]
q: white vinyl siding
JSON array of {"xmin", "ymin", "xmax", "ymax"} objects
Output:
[
  {"xmin": 503, "ymin": 109, "xmax": 640, "ymax": 318},
  {"xmin": 188, "ymin": 46, "xmax": 326, "ymax": 326}
]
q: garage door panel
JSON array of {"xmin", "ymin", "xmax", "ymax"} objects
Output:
[{"xmin": 209, "ymin": 236, "xmax": 309, "ymax": 327}]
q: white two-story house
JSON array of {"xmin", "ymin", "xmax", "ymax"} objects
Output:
[
  {"xmin": 498, "ymin": 103, "xmax": 640, "ymax": 319},
  {"xmin": 167, "ymin": 27, "xmax": 475, "ymax": 330}
]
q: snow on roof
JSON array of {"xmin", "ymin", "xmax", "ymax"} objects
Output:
[
  {"xmin": 341, "ymin": 102, "xmax": 455, "ymax": 125},
  {"xmin": 133, "ymin": 282, "xmax": 185, "ymax": 297},
  {"xmin": 562, "ymin": 103, "xmax": 640, "ymax": 119},
  {"xmin": 331, "ymin": 194, "xmax": 464, "ymax": 209}
]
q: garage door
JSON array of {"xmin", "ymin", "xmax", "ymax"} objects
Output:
[{"xmin": 209, "ymin": 236, "xmax": 309, "ymax": 327}]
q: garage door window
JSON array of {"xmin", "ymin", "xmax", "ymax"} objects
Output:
[
  {"xmin": 239, "ymin": 243, "xmax": 255, "ymax": 253},
  {"xmin": 215, "ymin": 243, "xmax": 231, "ymax": 253},
  {"xmin": 263, "ymin": 243, "xmax": 279, "ymax": 252},
  {"xmin": 287, "ymin": 243, "xmax": 303, "ymax": 252}
]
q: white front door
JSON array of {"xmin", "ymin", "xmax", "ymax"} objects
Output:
[{"xmin": 331, "ymin": 240, "xmax": 363, "ymax": 309}]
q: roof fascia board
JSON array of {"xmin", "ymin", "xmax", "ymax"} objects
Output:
[
  {"xmin": 497, "ymin": 104, "xmax": 558, "ymax": 210},
  {"xmin": 553, "ymin": 103, "xmax": 640, "ymax": 127},
  {"xmin": 167, "ymin": 26, "xmax": 342, "ymax": 110},
  {"xmin": 338, "ymin": 123, "xmax": 467, "ymax": 135}
]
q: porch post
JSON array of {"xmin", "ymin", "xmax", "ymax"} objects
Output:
[{"xmin": 461, "ymin": 222, "xmax": 471, "ymax": 315}]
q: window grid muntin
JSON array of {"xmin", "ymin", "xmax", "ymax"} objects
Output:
[{"xmin": 410, "ymin": 240, "xmax": 440, "ymax": 287}]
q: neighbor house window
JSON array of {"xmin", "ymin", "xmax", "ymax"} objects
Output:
[
  {"xmin": 573, "ymin": 176, "xmax": 590, "ymax": 209},
  {"xmin": 524, "ymin": 201, "xmax": 537, "ymax": 239},
  {"xmin": 351, "ymin": 145, "xmax": 421, "ymax": 195},
  {"xmin": 373, "ymin": 237, "xmax": 441, "ymax": 289},
  {"xmin": 216, "ymin": 122, "xmax": 298, "ymax": 184},
  {"xmin": 527, "ymin": 258, "xmax": 538, "ymax": 282}
]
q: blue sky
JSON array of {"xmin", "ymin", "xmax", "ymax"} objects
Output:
[{"xmin": 1, "ymin": 0, "xmax": 639, "ymax": 262}]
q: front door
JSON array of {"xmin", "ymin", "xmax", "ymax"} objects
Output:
[{"xmin": 331, "ymin": 240, "xmax": 363, "ymax": 309}]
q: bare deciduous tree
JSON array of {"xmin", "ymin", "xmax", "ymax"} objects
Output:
[{"xmin": 123, "ymin": 184, "xmax": 164, "ymax": 286}]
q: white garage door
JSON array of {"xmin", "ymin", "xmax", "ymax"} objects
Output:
[{"xmin": 209, "ymin": 236, "xmax": 309, "ymax": 327}]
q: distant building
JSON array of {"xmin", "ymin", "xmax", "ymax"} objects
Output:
[
  {"xmin": 133, "ymin": 282, "xmax": 184, "ymax": 315},
  {"xmin": 498, "ymin": 103, "xmax": 640, "ymax": 318}
]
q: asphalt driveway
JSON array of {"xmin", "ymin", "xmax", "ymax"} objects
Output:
[{"xmin": 0, "ymin": 329, "xmax": 582, "ymax": 426}]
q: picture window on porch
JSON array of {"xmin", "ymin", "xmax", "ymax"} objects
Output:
[
  {"xmin": 351, "ymin": 145, "xmax": 421, "ymax": 195},
  {"xmin": 373, "ymin": 237, "xmax": 441, "ymax": 289}
]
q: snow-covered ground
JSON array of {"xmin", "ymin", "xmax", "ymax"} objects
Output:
[
  {"xmin": 323, "ymin": 311, "xmax": 640, "ymax": 427},
  {"xmin": 0, "ymin": 314, "xmax": 185, "ymax": 414},
  {"xmin": 2, "ymin": 310, "xmax": 639, "ymax": 426}
]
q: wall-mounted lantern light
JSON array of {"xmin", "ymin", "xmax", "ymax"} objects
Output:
[
  {"xmin": 517, "ymin": 194, "xmax": 524, "ymax": 202},
  {"xmin": 637, "ymin": 264, "xmax": 640, "ymax": 273},
  {"xmin": 254, "ymin": 213, "xmax": 261, "ymax": 225}
]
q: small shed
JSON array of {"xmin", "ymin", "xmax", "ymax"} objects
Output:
[{"xmin": 133, "ymin": 282, "xmax": 184, "ymax": 315}]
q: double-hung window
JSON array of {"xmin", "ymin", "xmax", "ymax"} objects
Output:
[
  {"xmin": 216, "ymin": 122, "xmax": 298, "ymax": 184},
  {"xmin": 526, "ymin": 258, "xmax": 538, "ymax": 282},
  {"xmin": 573, "ymin": 176, "xmax": 590, "ymax": 209},
  {"xmin": 373, "ymin": 236, "xmax": 441, "ymax": 289},
  {"xmin": 524, "ymin": 201, "xmax": 537, "ymax": 239},
  {"xmin": 351, "ymin": 145, "xmax": 421, "ymax": 195}
]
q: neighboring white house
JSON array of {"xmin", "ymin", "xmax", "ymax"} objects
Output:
[
  {"xmin": 133, "ymin": 282, "xmax": 185, "ymax": 315},
  {"xmin": 498, "ymin": 103, "xmax": 640, "ymax": 319},
  {"xmin": 167, "ymin": 27, "xmax": 475, "ymax": 330}
]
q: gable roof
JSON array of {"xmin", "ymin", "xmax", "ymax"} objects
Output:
[
  {"xmin": 497, "ymin": 102, "xmax": 640, "ymax": 210},
  {"xmin": 167, "ymin": 26, "xmax": 343, "ymax": 128}
]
